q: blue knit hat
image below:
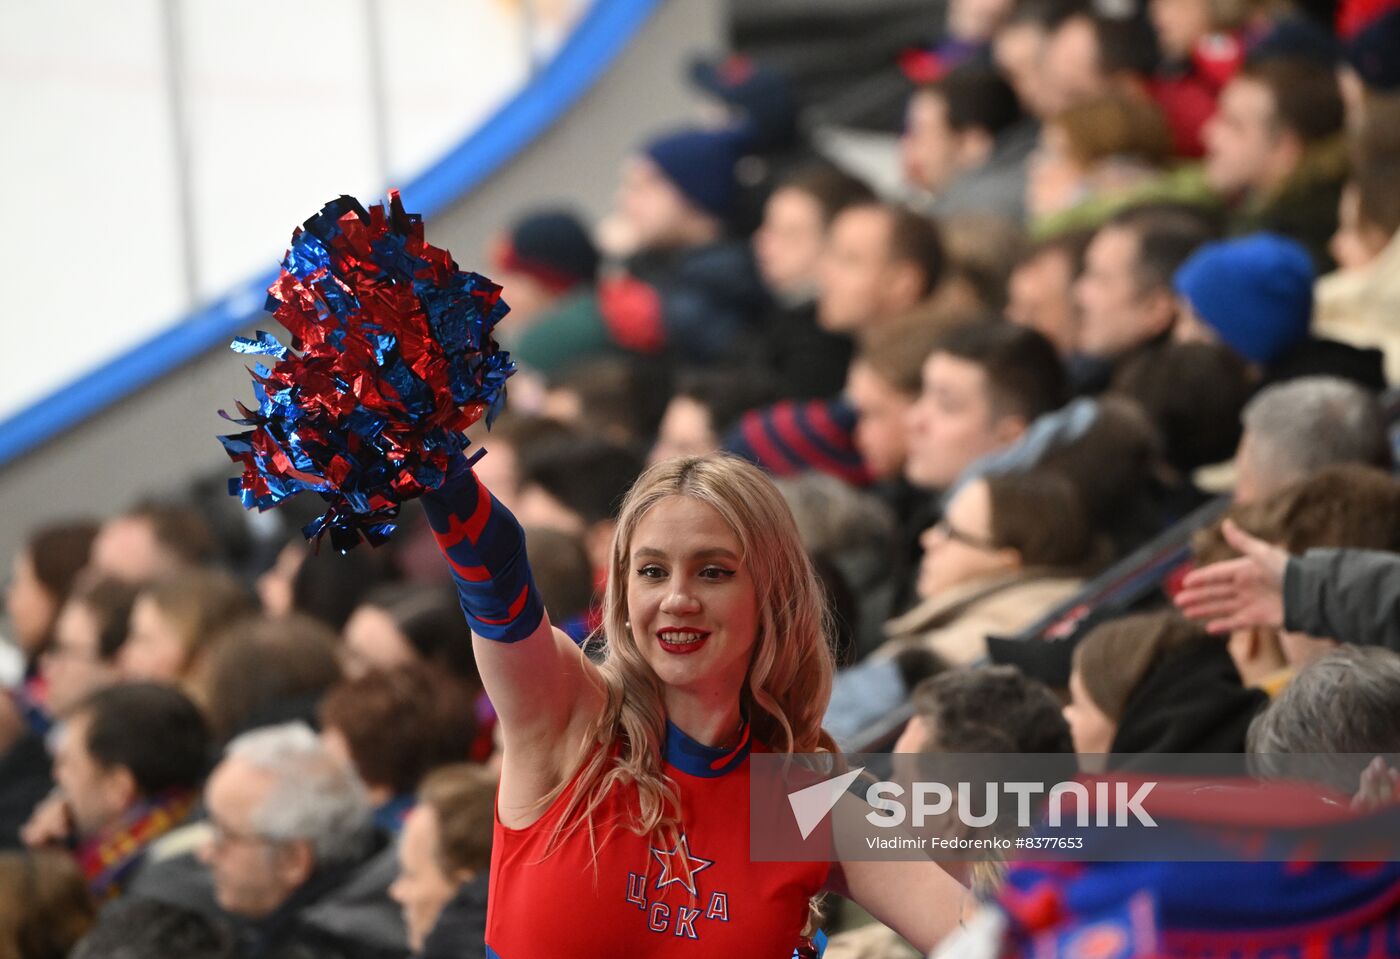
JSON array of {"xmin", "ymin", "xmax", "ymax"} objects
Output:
[
  {"xmin": 1173, "ymin": 234, "xmax": 1315, "ymax": 366},
  {"xmin": 1347, "ymin": 9, "xmax": 1400, "ymax": 92},
  {"xmin": 643, "ymin": 127, "xmax": 746, "ymax": 219},
  {"xmin": 689, "ymin": 54, "xmax": 798, "ymax": 151},
  {"xmin": 1248, "ymin": 14, "xmax": 1341, "ymax": 67},
  {"xmin": 495, "ymin": 209, "xmax": 599, "ymax": 292}
]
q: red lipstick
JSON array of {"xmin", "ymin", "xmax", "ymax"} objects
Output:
[{"xmin": 657, "ymin": 627, "xmax": 710, "ymax": 655}]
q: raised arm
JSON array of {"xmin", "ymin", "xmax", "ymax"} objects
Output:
[
  {"xmin": 421, "ymin": 455, "xmax": 604, "ymax": 793},
  {"xmin": 1282, "ymin": 548, "xmax": 1400, "ymax": 650}
]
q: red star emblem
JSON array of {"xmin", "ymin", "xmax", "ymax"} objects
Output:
[{"xmin": 650, "ymin": 834, "xmax": 713, "ymax": 896}]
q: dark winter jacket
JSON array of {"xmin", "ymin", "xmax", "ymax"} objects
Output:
[
  {"xmin": 419, "ymin": 871, "xmax": 489, "ymax": 959},
  {"xmin": 1111, "ymin": 637, "xmax": 1268, "ymax": 761},
  {"xmin": 1284, "ymin": 549, "xmax": 1400, "ymax": 650}
]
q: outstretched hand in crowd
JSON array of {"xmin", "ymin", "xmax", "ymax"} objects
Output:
[{"xmin": 1176, "ymin": 520, "xmax": 1289, "ymax": 633}]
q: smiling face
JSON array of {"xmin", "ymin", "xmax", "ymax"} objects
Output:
[{"xmin": 625, "ymin": 495, "xmax": 760, "ymax": 700}]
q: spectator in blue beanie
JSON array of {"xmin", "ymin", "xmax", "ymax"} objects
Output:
[
  {"xmin": 689, "ymin": 54, "xmax": 799, "ymax": 155},
  {"xmin": 1174, "ymin": 232, "xmax": 1386, "ymax": 388},
  {"xmin": 603, "ymin": 126, "xmax": 773, "ymax": 356},
  {"xmin": 688, "ymin": 54, "xmax": 817, "ymax": 236},
  {"xmin": 633, "ymin": 126, "xmax": 746, "ymax": 224},
  {"xmin": 1173, "ymin": 233, "xmax": 1314, "ymax": 365},
  {"xmin": 513, "ymin": 126, "xmax": 768, "ymax": 374}
]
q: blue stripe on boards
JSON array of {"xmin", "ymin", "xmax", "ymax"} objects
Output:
[{"xmin": 0, "ymin": 0, "xmax": 661, "ymax": 467}]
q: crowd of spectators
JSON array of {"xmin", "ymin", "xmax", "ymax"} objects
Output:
[{"xmin": 4, "ymin": 0, "xmax": 1400, "ymax": 955}]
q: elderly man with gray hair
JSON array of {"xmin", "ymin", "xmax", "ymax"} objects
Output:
[
  {"xmin": 1249, "ymin": 647, "xmax": 1400, "ymax": 758},
  {"xmin": 1248, "ymin": 646, "xmax": 1400, "ymax": 801},
  {"xmin": 198, "ymin": 723, "xmax": 407, "ymax": 959},
  {"xmin": 1233, "ymin": 376, "xmax": 1391, "ymax": 505}
]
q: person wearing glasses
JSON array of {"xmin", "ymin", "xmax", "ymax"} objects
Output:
[
  {"xmin": 879, "ymin": 471, "xmax": 1096, "ymax": 666},
  {"xmin": 37, "ymin": 574, "xmax": 137, "ymax": 724},
  {"xmin": 20, "ymin": 684, "xmax": 207, "ymax": 902},
  {"xmin": 6, "ymin": 575, "xmax": 137, "ymax": 852},
  {"xmin": 197, "ymin": 723, "xmax": 405, "ymax": 959},
  {"xmin": 824, "ymin": 471, "xmax": 1096, "ymax": 741}
]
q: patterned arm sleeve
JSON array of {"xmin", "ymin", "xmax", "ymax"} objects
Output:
[{"xmin": 420, "ymin": 455, "xmax": 547, "ymax": 643}]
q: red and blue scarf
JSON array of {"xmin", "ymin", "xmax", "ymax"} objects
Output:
[
  {"xmin": 75, "ymin": 789, "xmax": 197, "ymax": 901},
  {"xmin": 995, "ymin": 783, "xmax": 1400, "ymax": 958}
]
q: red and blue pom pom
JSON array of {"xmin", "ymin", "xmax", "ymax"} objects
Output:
[{"xmin": 218, "ymin": 191, "xmax": 514, "ymax": 551}]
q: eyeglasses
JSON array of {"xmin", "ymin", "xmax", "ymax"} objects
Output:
[
  {"xmin": 206, "ymin": 818, "xmax": 282, "ymax": 851},
  {"xmin": 931, "ymin": 519, "xmax": 999, "ymax": 552}
]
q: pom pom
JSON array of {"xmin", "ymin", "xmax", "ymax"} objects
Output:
[{"xmin": 217, "ymin": 191, "xmax": 514, "ymax": 551}]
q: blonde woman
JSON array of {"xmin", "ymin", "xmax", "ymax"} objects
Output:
[{"xmin": 421, "ymin": 453, "xmax": 966, "ymax": 957}]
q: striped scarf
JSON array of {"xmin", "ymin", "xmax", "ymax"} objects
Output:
[
  {"xmin": 996, "ymin": 785, "xmax": 1400, "ymax": 958},
  {"xmin": 75, "ymin": 789, "xmax": 197, "ymax": 901}
]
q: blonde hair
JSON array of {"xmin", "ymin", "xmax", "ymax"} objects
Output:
[{"xmin": 548, "ymin": 454, "xmax": 838, "ymax": 869}]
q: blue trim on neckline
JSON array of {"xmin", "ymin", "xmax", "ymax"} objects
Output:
[{"xmin": 663, "ymin": 719, "xmax": 751, "ymax": 778}]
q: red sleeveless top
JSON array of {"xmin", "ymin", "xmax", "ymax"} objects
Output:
[{"xmin": 485, "ymin": 721, "xmax": 830, "ymax": 958}]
